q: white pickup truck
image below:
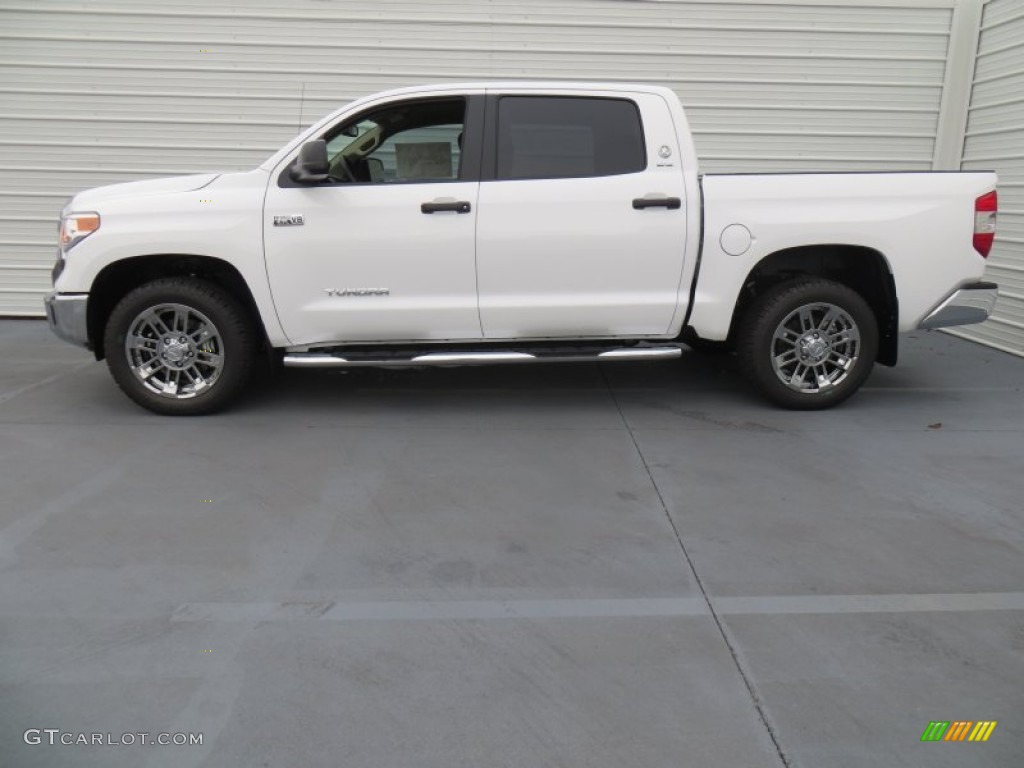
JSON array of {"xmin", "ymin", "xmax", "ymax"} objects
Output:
[{"xmin": 45, "ymin": 82, "xmax": 999, "ymax": 415}]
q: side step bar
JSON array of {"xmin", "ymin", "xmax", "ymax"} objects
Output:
[{"xmin": 283, "ymin": 346, "xmax": 682, "ymax": 369}]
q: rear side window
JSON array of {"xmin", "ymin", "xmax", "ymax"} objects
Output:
[{"xmin": 495, "ymin": 96, "xmax": 646, "ymax": 181}]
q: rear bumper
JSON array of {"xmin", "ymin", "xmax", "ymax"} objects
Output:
[
  {"xmin": 44, "ymin": 292, "xmax": 90, "ymax": 349},
  {"xmin": 918, "ymin": 282, "xmax": 998, "ymax": 330}
]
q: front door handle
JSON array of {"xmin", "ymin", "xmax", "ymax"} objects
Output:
[
  {"xmin": 421, "ymin": 199, "xmax": 472, "ymax": 214},
  {"xmin": 632, "ymin": 196, "xmax": 681, "ymax": 210}
]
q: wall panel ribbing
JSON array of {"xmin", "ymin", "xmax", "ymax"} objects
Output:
[{"xmin": 0, "ymin": 0, "xmax": 954, "ymax": 315}]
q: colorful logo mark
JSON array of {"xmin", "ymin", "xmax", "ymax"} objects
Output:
[{"xmin": 921, "ymin": 721, "xmax": 997, "ymax": 742}]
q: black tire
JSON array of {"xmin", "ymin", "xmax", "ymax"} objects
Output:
[
  {"xmin": 103, "ymin": 277, "xmax": 257, "ymax": 415},
  {"xmin": 736, "ymin": 278, "xmax": 878, "ymax": 410}
]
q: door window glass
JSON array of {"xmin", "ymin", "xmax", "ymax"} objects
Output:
[
  {"xmin": 325, "ymin": 98, "xmax": 466, "ymax": 184},
  {"xmin": 496, "ymin": 97, "xmax": 645, "ymax": 180}
]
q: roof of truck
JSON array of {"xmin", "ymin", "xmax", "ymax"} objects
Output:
[{"xmin": 362, "ymin": 81, "xmax": 677, "ymax": 98}]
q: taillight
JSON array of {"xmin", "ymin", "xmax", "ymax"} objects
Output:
[{"xmin": 974, "ymin": 191, "xmax": 997, "ymax": 257}]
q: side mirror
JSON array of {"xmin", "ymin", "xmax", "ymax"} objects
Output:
[{"xmin": 290, "ymin": 140, "xmax": 329, "ymax": 184}]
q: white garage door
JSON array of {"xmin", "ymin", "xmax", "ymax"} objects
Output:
[
  {"xmin": 0, "ymin": 0, "xmax": 956, "ymax": 316},
  {"xmin": 954, "ymin": 0, "xmax": 1024, "ymax": 356}
]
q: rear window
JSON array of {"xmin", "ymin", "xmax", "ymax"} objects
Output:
[{"xmin": 496, "ymin": 96, "xmax": 646, "ymax": 181}]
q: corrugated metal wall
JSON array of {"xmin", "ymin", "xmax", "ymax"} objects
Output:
[
  {"xmin": 953, "ymin": 0, "xmax": 1024, "ymax": 356},
  {"xmin": 0, "ymin": 0, "xmax": 957, "ymax": 316}
]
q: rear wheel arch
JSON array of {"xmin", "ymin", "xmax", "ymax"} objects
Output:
[
  {"xmin": 728, "ymin": 244, "xmax": 898, "ymax": 366},
  {"xmin": 88, "ymin": 254, "xmax": 266, "ymax": 360}
]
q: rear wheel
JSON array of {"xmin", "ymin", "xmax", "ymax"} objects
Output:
[
  {"xmin": 104, "ymin": 278, "xmax": 257, "ymax": 415},
  {"xmin": 737, "ymin": 278, "xmax": 878, "ymax": 410}
]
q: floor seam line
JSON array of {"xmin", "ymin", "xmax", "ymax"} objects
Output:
[
  {"xmin": 600, "ymin": 368, "xmax": 792, "ymax": 768},
  {"xmin": 0, "ymin": 359, "xmax": 93, "ymax": 405}
]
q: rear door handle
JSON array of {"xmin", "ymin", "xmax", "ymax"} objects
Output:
[
  {"xmin": 421, "ymin": 199, "xmax": 472, "ymax": 214},
  {"xmin": 632, "ymin": 196, "xmax": 681, "ymax": 210}
]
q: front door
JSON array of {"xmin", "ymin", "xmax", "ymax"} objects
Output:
[
  {"xmin": 264, "ymin": 95, "xmax": 484, "ymax": 346},
  {"xmin": 475, "ymin": 92, "xmax": 688, "ymax": 339}
]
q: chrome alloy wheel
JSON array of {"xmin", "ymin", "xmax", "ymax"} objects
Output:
[
  {"xmin": 770, "ymin": 302, "xmax": 860, "ymax": 394},
  {"xmin": 124, "ymin": 303, "xmax": 224, "ymax": 399}
]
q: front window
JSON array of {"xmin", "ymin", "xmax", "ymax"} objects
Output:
[{"xmin": 324, "ymin": 98, "xmax": 466, "ymax": 184}]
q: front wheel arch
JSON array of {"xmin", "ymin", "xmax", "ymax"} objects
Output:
[{"xmin": 88, "ymin": 254, "xmax": 266, "ymax": 361}]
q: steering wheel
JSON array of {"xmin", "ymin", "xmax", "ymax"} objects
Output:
[{"xmin": 329, "ymin": 155, "xmax": 357, "ymax": 183}]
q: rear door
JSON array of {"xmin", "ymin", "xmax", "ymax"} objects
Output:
[{"xmin": 475, "ymin": 90, "xmax": 688, "ymax": 339}]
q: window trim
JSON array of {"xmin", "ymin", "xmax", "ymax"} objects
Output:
[
  {"xmin": 481, "ymin": 94, "xmax": 648, "ymax": 183},
  {"xmin": 277, "ymin": 95, "xmax": 485, "ymax": 189}
]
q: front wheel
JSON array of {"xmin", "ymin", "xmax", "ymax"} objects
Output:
[
  {"xmin": 736, "ymin": 278, "xmax": 878, "ymax": 410},
  {"xmin": 104, "ymin": 278, "xmax": 257, "ymax": 415}
]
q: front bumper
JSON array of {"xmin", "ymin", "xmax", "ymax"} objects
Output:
[
  {"xmin": 918, "ymin": 282, "xmax": 998, "ymax": 330},
  {"xmin": 44, "ymin": 292, "xmax": 90, "ymax": 349}
]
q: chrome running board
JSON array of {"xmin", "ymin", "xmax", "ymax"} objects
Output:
[{"xmin": 282, "ymin": 346, "xmax": 682, "ymax": 369}]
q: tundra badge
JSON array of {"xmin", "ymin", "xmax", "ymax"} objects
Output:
[
  {"xmin": 324, "ymin": 288, "xmax": 390, "ymax": 297},
  {"xmin": 273, "ymin": 214, "xmax": 304, "ymax": 226}
]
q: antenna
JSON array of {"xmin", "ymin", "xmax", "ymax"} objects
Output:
[{"xmin": 297, "ymin": 82, "xmax": 306, "ymax": 134}]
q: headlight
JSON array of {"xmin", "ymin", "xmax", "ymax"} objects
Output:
[{"xmin": 59, "ymin": 212, "xmax": 100, "ymax": 252}]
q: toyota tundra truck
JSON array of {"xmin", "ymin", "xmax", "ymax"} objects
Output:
[{"xmin": 44, "ymin": 82, "xmax": 999, "ymax": 415}]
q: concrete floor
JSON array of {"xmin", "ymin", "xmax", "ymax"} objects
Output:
[{"xmin": 0, "ymin": 317, "xmax": 1022, "ymax": 768}]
